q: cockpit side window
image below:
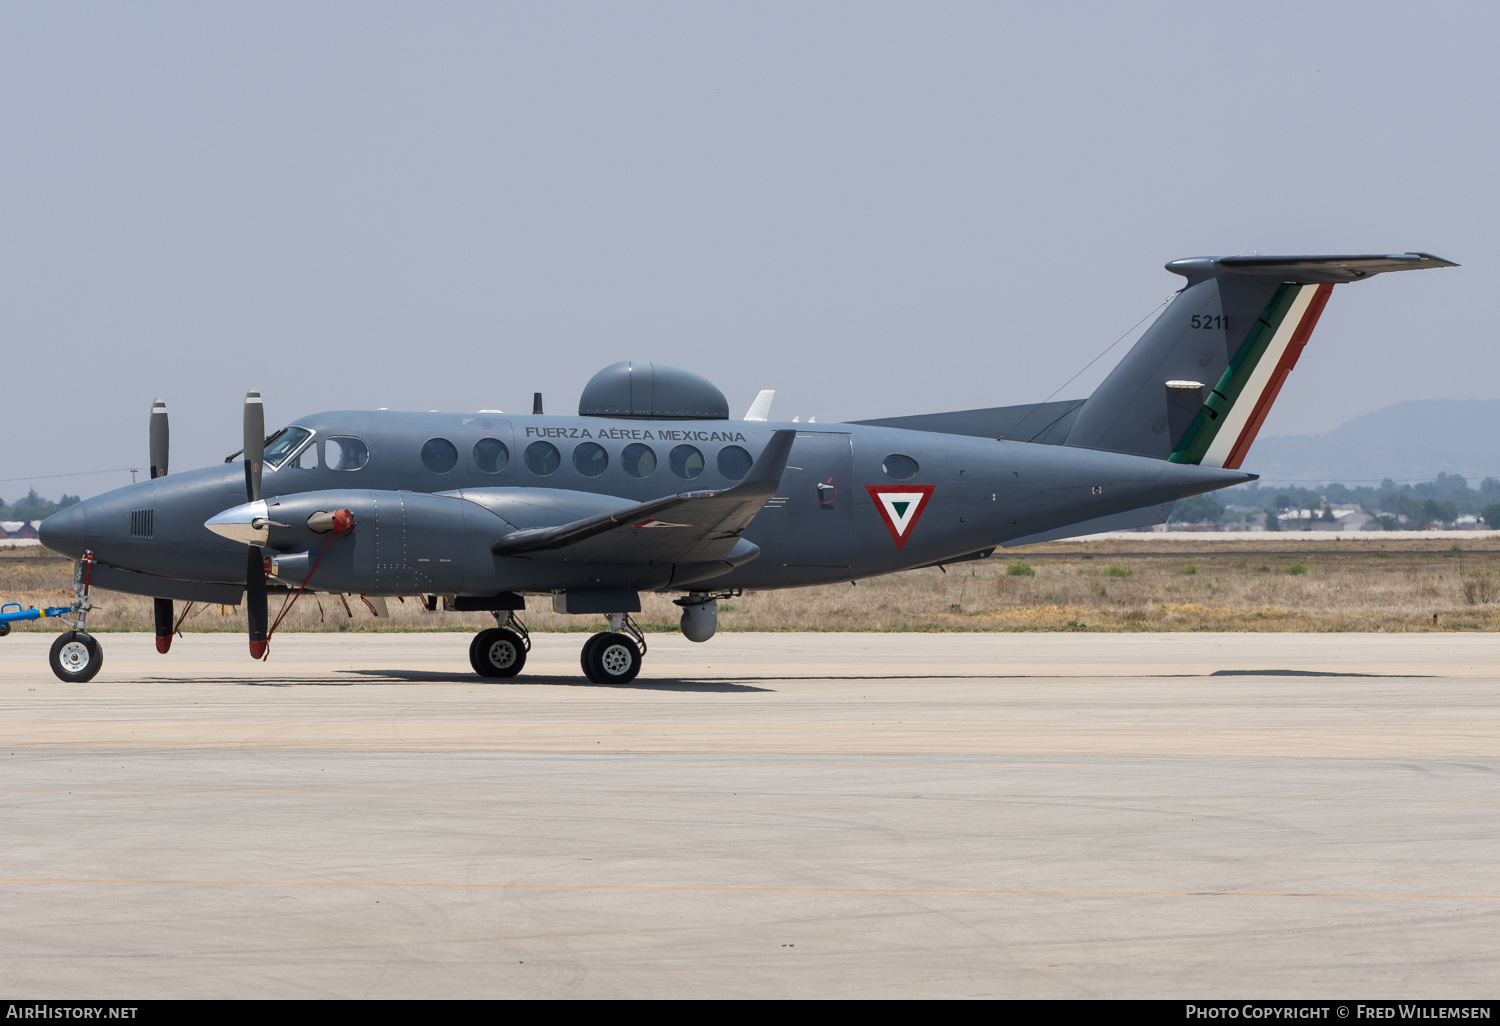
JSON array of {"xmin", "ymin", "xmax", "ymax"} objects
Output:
[
  {"xmin": 324, "ymin": 435, "xmax": 370, "ymax": 471},
  {"xmin": 263, "ymin": 427, "xmax": 312, "ymax": 469}
]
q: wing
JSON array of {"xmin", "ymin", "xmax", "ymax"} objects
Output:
[{"xmin": 489, "ymin": 429, "xmax": 795, "ymax": 566}]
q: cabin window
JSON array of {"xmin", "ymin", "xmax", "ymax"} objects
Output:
[
  {"xmin": 717, "ymin": 445, "xmax": 752, "ymax": 481},
  {"xmin": 669, "ymin": 444, "xmax": 704, "ymax": 479},
  {"xmin": 421, "ymin": 438, "xmax": 459, "ymax": 474},
  {"xmin": 473, "ymin": 437, "xmax": 509, "ymax": 474},
  {"xmin": 525, "ymin": 441, "xmax": 561, "ymax": 476},
  {"xmin": 263, "ymin": 427, "xmax": 311, "ymax": 469},
  {"xmin": 882, "ymin": 454, "xmax": 919, "ymax": 480},
  {"xmin": 622, "ymin": 443, "xmax": 656, "ymax": 479},
  {"xmin": 323, "ymin": 436, "xmax": 369, "ymax": 471},
  {"xmin": 572, "ymin": 442, "xmax": 608, "ymax": 477},
  {"xmin": 294, "ymin": 444, "xmax": 319, "ymax": 470}
]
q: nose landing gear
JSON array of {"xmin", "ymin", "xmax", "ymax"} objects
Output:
[
  {"xmin": 581, "ymin": 613, "xmax": 646, "ymax": 684},
  {"xmin": 49, "ymin": 632, "xmax": 103, "ymax": 682},
  {"xmin": 3, "ymin": 550, "xmax": 106, "ymax": 683}
]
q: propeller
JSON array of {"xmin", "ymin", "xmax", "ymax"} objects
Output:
[
  {"xmin": 243, "ymin": 389, "xmax": 269, "ymax": 659},
  {"xmin": 150, "ymin": 399, "xmax": 173, "ymax": 654},
  {"xmin": 149, "ymin": 399, "xmax": 169, "ymax": 479}
]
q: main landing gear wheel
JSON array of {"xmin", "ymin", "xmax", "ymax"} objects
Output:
[
  {"xmin": 470, "ymin": 627, "xmax": 527, "ymax": 678},
  {"xmin": 49, "ymin": 631, "xmax": 102, "ymax": 683},
  {"xmin": 581, "ymin": 631, "xmax": 642, "ymax": 685}
]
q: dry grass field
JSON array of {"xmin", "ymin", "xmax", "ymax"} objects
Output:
[{"xmin": 2, "ymin": 536, "xmax": 1497, "ymax": 634}]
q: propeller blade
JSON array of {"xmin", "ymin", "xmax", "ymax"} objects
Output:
[
  {"xmin": 243, "ymin": 389, "xmax": 264, "ymax": 502},
  {"xmin": 149, "ymin": 399, "xmax": 169, "ymax": 479},
  {"xmin": 247, "ymin": 547, "xmax": 268, "ymax": 659}
]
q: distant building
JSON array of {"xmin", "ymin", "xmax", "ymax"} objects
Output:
[{"xmin": 1, "ymin": 520, "xmax": 39, "ymax": 539}]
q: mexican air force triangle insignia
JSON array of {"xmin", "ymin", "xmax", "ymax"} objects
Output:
[{"xmin": 865, "ymin": 485, "xmax": 935, "ymax": 550}]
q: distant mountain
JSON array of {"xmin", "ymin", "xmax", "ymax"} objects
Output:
[{"xmin": 1243, "ymin": 399, "xmax": 1500, "ymax": 486}]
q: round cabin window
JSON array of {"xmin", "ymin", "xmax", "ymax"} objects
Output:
[
  {"xmin": 882, "ymin": 454, "xmax": 919, "ymax": 480},
  {"xmin": 717, "ymin": 445, "xmax": 752, "ymax": 481},
  {"xmin": 524, "ymin": 441, "xmax": 561, "ymax": 476},
  {"xmin": 669, "ymin": 444, "xmax": 705, "ymax": 479},
  {"xmin": 622, "ymin": 443, "xmax": 656, "ymax": 478},
  {"xmin": 473, "ymin": 437, "xmax": 509, "ymax": 474},
  {"xmin": 421, "ymin": 438, "xmax": 459, "ymax": 473},
  {"xmin": 573, "ymin": 442, "xmax": 608, "ymax": 477}
]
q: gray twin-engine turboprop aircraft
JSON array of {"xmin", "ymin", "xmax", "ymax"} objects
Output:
[{"xmin": 34, "ymin": 251, "xmax": 1455, "ymax": 683}]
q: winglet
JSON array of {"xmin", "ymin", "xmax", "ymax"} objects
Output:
[
  {"xmin": 744, "ymin": 390, "xmax": 775, "ymax": 421},
  {"xmin": 738, "ymin": 429, "xmax": 796, "ymax": 493}
]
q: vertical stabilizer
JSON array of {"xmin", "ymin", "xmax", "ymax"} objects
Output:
[{"xmin": 1064, "ymin": 252, "xmax": 1455, "ymax": 466}]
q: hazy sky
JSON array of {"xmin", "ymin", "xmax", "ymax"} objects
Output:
[{"xmin": 1, "ymin": 2, "xmax": 1493, "ymax": 500}]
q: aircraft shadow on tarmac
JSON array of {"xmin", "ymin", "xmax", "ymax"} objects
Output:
[
  {"xmin": 136, "ymin": 672, "xmax": 774, "ymax": 692},
  {"xmin": 135, "ymin": 669, "xmax": 1429, "ymax": 689},
  {"xmin": 1207, "ymin": 669, "xmax": 1431, "ymax": 678},
  {"xmin": 342, "ymin": 669, "xmax": 775, "ymax": 692}
]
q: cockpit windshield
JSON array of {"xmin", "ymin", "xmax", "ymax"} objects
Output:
[{"xmin": 263, "ymin": 427, "xmax": 312, "ymax": 469}]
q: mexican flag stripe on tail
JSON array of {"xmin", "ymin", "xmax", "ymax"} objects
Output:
[
  {"xmin": 1169, "ymin": 281, "xmax": 1334, "ymax": 470},
  {"xmin": 866, "ymin": 485, "xmax": 936, "ymax": 550}
]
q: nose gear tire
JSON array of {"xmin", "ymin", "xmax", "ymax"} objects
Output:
[
  {"xmin": 49, "ymin": 631, "xmax": 102, "ymax": 683},
  {"xmin": 469, "ymin": 627, "xmax": 527, "ymax": 678}
]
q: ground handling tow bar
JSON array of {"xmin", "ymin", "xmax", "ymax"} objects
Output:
[{"xmin": 0, "ymin": 549, "xmax": 105, "ymax": 682}]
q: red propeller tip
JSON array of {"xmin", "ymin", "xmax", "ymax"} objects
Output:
[
  {"xmin": 249, "ymin": 640, "xmax": 268, "ymax": 660},
  {"xmin": 155, "ymin": 636, "xmax": 172, "ymax": 655}
]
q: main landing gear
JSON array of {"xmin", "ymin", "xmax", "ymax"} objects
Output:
[
  {"xmin": 469, "ymin": 611, "xmax": 531, "ymax": 678},
  {"xmin": 580, "ymin": 613, "xmax": 646, "ymax": 685},
  {"xmin": 465, "ymin": 610, "xmax": 647, "ymax": 684}
]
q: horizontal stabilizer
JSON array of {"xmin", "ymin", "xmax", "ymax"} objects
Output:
[
  {"xmin": 491, "ymin": 430, "xmax": 796, "ymax": 566},
  {"xmin": 1167, "ymin": 252, "xmax": 1457, "ymax": 284}
]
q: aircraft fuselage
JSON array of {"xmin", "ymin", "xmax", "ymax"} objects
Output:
[{"xmin": 41, "ymin": 409, "xmax": 1245, "ymax": 600}]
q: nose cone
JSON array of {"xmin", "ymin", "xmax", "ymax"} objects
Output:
[{"xmin": 39, "ymin": 502, "xmax": 87, "ymax": 558}]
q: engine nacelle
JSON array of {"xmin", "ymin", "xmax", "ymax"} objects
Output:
[{"xmin": 677, "ymin": 594, "xmax": 718, "ymax": 643}]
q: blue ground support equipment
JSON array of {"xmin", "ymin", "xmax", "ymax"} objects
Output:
[{"xmin": 0, "ymin": 602, "xmax": 76, "ymax": 633}]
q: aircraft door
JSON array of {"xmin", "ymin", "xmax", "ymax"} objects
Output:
[
  {"xmin": 758, "ymin": 431, "xmax": 853, "ymax": 580},
  {"xmin": 462, "ymin": 416, "xmax": 518, "ymax": 480}
]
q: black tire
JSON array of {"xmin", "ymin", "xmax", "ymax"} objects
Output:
[
  {"xmin": 0, "ymin": 622, "xmax": 10, "ymax": 638},
  {"xmin": 579, "ymin": 631, "xmax": 610, "ymax": 682},
  {"xmin": 584, "ymin": 632, "xmax": 642, "ymax": 685},
  {"xmin": 49, "ymin": 631, "xmax": 102, "ymax": 683},
  {"xmin": 469, "ymin": 627, "xmax": 527, "ymax": 678}
]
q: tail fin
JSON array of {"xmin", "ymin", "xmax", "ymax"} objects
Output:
[{"xmin": 1064, "ymin": 253, "xmax": 1456, "ymax": 467}]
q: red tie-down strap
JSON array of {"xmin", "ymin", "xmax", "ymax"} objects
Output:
[{"xmin": 261, "ymin": 508, "xmax": 355, "ymax": 653}]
